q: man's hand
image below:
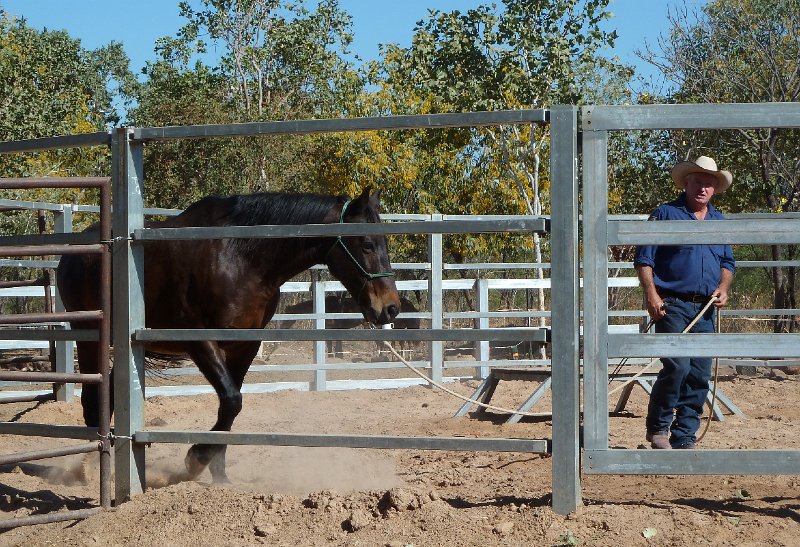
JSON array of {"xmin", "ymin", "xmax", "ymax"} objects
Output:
[
  {"xmin": 636, "ymin": 264, "xmax": 667, "ymax": 321},
  {"xmin": 712, "ymin": 287, "xmax": 728, "ymax": 307},
  {"xmin": 646, "ymin": 297, "xmax": 667, "ymax": 321}
]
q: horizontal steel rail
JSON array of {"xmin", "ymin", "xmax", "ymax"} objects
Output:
[
  {"xmin": 721, "ymin": 309, "xmax": 800, "ymax": 316},
  {"xmin": 608, "ymin": 333, "xmax": 800, "ymax": 358},
  {"xmin": 0, "ymin": 329, "xmax": 98, "ymax": 341},
  {"xmin": 133, "ymin": 218, "xmax": 548, "ymax": 241},
  {"xmin": 0, "ymin": 371, "xmax": 101, "ymax": 383},
  {"xmin": 718, "ymin": 358, "xmax": 800, "ymax": 368},
  {"xmin": 445, "ymin": 310, "xmax": 550, "ymax": 319},
  {"xmin": 134, "ymin": 327, "xmax": 549, "ymax": 343},
  {"xmin": 0, "ymin": 199, "xmax": 182, "ymax": 216},
  {"xmin": 0, "ymin": 310, "xmax": 101, "ymax": 325},
  {"xmin": 0, "ymin": 258, "xmax": 59, "ymax": 268},
  {"xmin": 72, "ymin": 204, "xmax": 183, "ymax": 216},
  {"xmin": 445, "ymin": 262, "xmax": 550, "ymax": 270},
  {"xmin": 0, "ymin": 177, "xmax": 110, "ymax": 189},
  {"xmin": 0, "ymin": 132, "xmax": 111, "ymax": 154},
  {"xmin": 0, "ymin": 393, "xmax": 55, "ymax": 404},
  {"xmin": 0, "ymin": 278, "xmax": 45, "ymax": 288},
  {"xmin": 0, "ymin": 422, "xmax": 99, "ymax": 440},
  {"xmin": 0, "ymin": 507, "xmax": 103, "ymax": 529},
  {"xmin": 0, "ymin": 232, "xmax": 99, "ymax": 247},
  {"xmin": 609, "ymin": 219, "xmax": 800, "ymax": 245},
  {"xmin": 0, "ymin": 442, "xmax": 101, "ymax": 466},
  {"xmin": 135, "ymin": 430, "xmax": 550, "ymax": 453},
  {"xmin": 583, "ymin": 102, "xmax": 800, "ymax": 131},
  {"xmin": 0, "ymin": 243, "xmax": 106, "ymax": 257},
  {"xmin": 585, "ymin": 449, "xmax": 800, "ymax": 475},
  {"xmin": 0, "ymin": 199, "xmax": 66, "ymax": 212},
  {"xmin": 134, "ymin": 110, "xmax": 549, "ymax": 141},
  {"xmin": 0, "ymin": 286, "xmax": 54, "ymax": 297},
  {"xmin": 155, "ymin": 362, "xmax": 431, "ymax": 376}
]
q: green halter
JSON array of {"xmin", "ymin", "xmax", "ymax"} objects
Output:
[{"xmin": 327, "ymin": 199, "xmax": 395, "ymax": 287}]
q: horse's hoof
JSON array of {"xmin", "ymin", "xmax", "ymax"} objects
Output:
[
  {"xmin": 211, "ymin": 474, "xmax": 232, "ymax": 485},
  {"xmin": 184, "ymin": 451, "xmax": 207, "ymax": 479}
]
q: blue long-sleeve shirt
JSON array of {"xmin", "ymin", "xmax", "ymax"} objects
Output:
[{"xmin": 634, "ymin": 193, "xmax": 735, "ymax": 296}]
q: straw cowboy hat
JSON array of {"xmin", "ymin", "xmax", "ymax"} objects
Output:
[{"xmin": 671, "ymin": 155, "xmax": 732, "ymax": 193}]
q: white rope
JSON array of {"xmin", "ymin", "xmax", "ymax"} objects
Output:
[
  {"xmin": 379, "ymin": 340, "xmax": 551, "ymax": 418},
  {"xmin": 726, "ymin": 316, "xmax": 794, "ymax": 323},
  {"xmin": 375, "ymin": 296, "xmax": 719, "ymax": 420},
  {"xmin": 697, "ymin": 310, "xmax": 722, "ymax": 442}
]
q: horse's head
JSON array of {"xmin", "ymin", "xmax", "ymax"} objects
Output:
[{"xmin": 325, "ymin": 187, "xmax": 401, "ymax": 325}]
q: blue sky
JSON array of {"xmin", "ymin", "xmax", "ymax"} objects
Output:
[{"xmin": 2, "ymin": 0, "xmax": 696, "ymax": 84}]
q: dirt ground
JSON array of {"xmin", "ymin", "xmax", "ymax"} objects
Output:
[{"xmin": 0, "ymin": 341, "xmax": 798, "ymax": 546}]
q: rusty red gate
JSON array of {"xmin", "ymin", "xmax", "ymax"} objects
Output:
[{"xmin": 0, "ymin": 177, "xmax": 112, "ymax": 528}]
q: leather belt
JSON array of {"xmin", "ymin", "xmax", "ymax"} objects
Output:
[{"xmin": 658, "ymin": 289, "xmax": 711, "ymax": 303}]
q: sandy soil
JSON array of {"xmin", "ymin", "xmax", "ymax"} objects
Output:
[{"xmin": 0, "ymin": 341, "xmax": 798, "ymax": 546}]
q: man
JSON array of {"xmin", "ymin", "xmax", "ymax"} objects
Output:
[{"xmin": 634, "ymin": 156, "xmax": 735, "ymax": 450}]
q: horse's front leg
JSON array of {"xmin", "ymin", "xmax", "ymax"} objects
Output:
[{"xmin": 184, "ymin": 341, "xmax": 253, "ymax": 483}]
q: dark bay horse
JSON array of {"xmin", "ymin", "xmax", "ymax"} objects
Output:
[
  {"xmin": 56, "ymin": 187, "xmax": 400, "ymax": 482},
  {"xmin": 282, "ymin": 295, "xmax": 421, "ymax": 358}
]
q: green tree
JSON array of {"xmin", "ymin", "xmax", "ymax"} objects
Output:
[
  {"xmin": 309, "ymin": 0, "xmax": 630, "ymax": 329},
  {"xmin": 129, "ymin": 0, "xmax": 362, "ymax": 208},
  {"xmin": 175, "ymin": 0, "xmax": 356, "ymax": 118},
  {"xmin": 0, "ymin": 8, "xmax": 135, "ymax": 219},
  {"xmin": 640, "ymin": 0, "xmax": 800, "ymax": 329},
  {"xmin": 0, "ymin": 9, "xmax": 136, "ymax": 311}
]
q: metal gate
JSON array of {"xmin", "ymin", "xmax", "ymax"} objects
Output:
[
  {"xmin": 110, "ymin": 109, "xmax": 581, "ymax": 514},
  {"xmin": 0, "ymin": 176, "xmax": 112, "ymax": 527},
  {"xmin": 581, "ymin": 103, "xmax": 800, "ymax": 506}
]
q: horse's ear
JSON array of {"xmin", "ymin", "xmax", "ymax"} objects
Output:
[
  {"xmin": 345, "ymin": 186, "xmax": 380, "ymax": 218},
  {"xmin": 368, "ymin": 188, "xmax": 382, "ymax": 210}
]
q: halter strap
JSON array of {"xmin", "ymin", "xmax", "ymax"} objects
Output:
[{"xmin": 326, "ymin": 199, "xmax": 395, "ymax": 282}]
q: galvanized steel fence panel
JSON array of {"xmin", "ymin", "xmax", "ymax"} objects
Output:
[{"xmin": 581, "ymin": 102, "xmax": 800, "ymax": 487}]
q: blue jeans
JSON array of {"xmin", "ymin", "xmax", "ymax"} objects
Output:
[{"xmin": 646, "ymin": 297, "xmax": 715, "ymax": 448}]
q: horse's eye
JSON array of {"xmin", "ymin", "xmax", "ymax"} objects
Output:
[{"xmin": 361, "ymin": 240, "xmax": 375, "ymax": 252}]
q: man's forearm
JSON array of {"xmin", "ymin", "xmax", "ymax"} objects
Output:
[
  {"xmin": 636, "ymin": 265, "xmax": 659, "ymax": 301},
  {"xmin": 719, "ymin": 268, "xmax": 733, "ymax": 292}
]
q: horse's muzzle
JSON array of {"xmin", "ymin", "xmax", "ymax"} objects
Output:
[
  {"xmin": 382, "ymin": 303, "xmax": 400, "ymax": 323},
  {"xmin": 366, "ymin": 301, "xmax": 400, "ymax": 325}
]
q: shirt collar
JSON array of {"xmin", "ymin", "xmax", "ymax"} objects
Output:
[{"xmin": 675, "ymin": 192, "xmax": 719, "ymax": 217}]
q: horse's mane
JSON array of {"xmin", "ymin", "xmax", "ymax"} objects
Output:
[
  {"xmin": 175, "ymin": 191, "xmax": 348, "ymax": 263},
  {"xmin": 226, "ymin": 192, "xmax": 344, "ymax": 227},
  {"xmin": 176, "ymin": 191, "xmax": 345, "ymax": 227}
]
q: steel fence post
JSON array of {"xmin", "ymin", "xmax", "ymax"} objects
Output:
[
  {"xmin": 429, "ymin": 215, "xmax": 444, "ymax": 383},
  {"xmin": 549, "ymin": 106, "xmax": 581, "ymax": 515},
  {"xmin": 311, "ymin": 271, "xmax": 327, "ymax": 391},
  {"xmin": 53, "ymin": 205, "xmax": 74, "ymax": 402},
  {"xmin": 113, "ymin": 128, "xmax": 146, "ymax": 502}
]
